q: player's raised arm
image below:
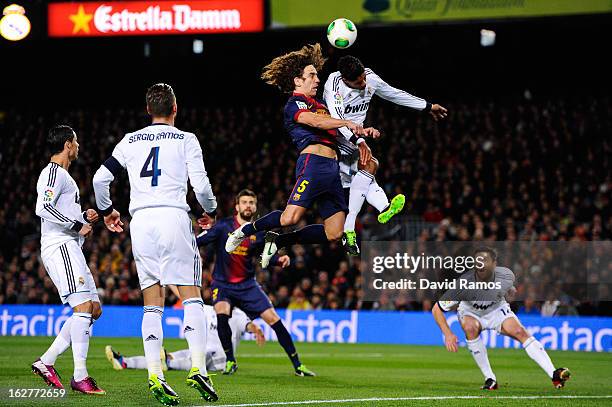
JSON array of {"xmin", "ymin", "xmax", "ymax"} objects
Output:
[
  {"xmin": 92, "ymin": 144, "xmax": 126, "ymax": 232},
  {"xmin": 296, "ymin": 111, "xmax": 365, "ymax": 135},
  {"xmin": 369, "ymin": 69, "xmax": 448, "ymax": 121},
  {"xmin": 432, "ymin": 301, "xmax": 459, "ymax": 352},
  {"xmin": 185, "ymin": 134, "xmax": 217, "ymax": 218},
  {"xmin": 35, "ymin": 166, "xmax": 91, "ymax": 237}
]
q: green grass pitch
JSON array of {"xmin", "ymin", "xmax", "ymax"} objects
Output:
[{"xmin": 0, "ymin": 337, "xmax": 611, "ymax": 406}]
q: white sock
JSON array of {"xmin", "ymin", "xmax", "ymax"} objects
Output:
[
  {"xmin": 183, "ymin": 298, "xmax": 207, "ymax": 374},
  {"xmin": 344, "ymin": 171, "xmax": 373, "ymax": 231},
  {"xmin": 142, "ymin": 306, "xmax": 164, "ymax": 380},
  {"xmin": 41, "ymin": 317, "xmax": 72, "ymax": 365},
  {"xmin": 523, "ymin": 336, "xmax": 555, "ymax": 378},
  {"xmin": 124, "ymin": 356, "xmax": 148, "ymax": 370},
  {"xmin": 467, "ymin": 338, "xmax": 496, "ymax": 381},
  {"xmin": 70, "ymin": 312, "xmax": 91, "ymax": 381},
  {"xmin": 366, "ymin": 179, "xmax": 390, "ymax": 212}
]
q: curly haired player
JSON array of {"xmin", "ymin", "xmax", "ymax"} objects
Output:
[{"xmin": 225, "ymin": 44, "xmax": 378, "ymax": 269}]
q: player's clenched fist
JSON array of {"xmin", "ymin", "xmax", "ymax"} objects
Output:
[
  {"xmin": 78, "ymin": 223, "xmax": 93, "ymax": 238},
  {"xmin": 104, "ymin": 209, "xmax": 124, "ymax": 232},
  {"xmin": 197, "ymin": 213, "xmax": 216, "ymax": 230},
  {"xmin": 85, "ymin": 209, "xmax": 99, "ymax": 223},
  {"xmin": 344, "ymin": 120, "xmax": 365, "ymax": 136}
]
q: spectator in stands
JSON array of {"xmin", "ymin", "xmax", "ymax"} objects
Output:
[{"xmin": 0, "ymin": 94, "xmax": 610, "ymax": 314}]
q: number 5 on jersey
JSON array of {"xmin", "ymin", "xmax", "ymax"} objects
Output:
[
  {"xmin": 297, "ymin": 180, "xmax": 309, "ymax": 193},
  {"xmin": 140, "ymin": 147, "xmax": 162, "ymax": 186}
]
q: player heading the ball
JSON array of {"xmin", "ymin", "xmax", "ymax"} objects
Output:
[
  {"xmin": 324, "ymin": 55, "xmax": 448, "ymax": 256},
  {"xmin": 225, "ymin": 43, "xmax": 378, "ymax": 268}
]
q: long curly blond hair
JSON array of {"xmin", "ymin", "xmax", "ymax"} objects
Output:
[{"xmin": 261, "ymin": 43, "xmax": 327, "ymax": 93}]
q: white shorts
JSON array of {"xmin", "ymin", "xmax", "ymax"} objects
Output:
[
  {"xmin": 130, "ymin": 207, "xmax": 201, "ymax": 290},
  {"xmin": 458, "ymin": 303, "xmax": 518, "ymax": 333},
  {"xmin": 41, "ymin": 240, "xmax": 99, "ymax": 308},
  {"xmin": 339, "ymin": 152, "xmax": 359, "ymax": 188}
]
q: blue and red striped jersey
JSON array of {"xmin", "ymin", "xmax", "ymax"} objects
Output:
[
  {"xmin": 197, "ymin": 216, "xmax": 266, "ymax": 284},
  {"xmin": 284, "ymin": 92, "xmax": 339, "ymax": 154}
]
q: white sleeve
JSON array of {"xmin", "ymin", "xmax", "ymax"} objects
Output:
[
  {"xmin": 229, "ymin": 308, "xmax": 250, "ymax": 336},
  {"xmin": 92, "ymin": 141, "xmax": 126, "ymax": 215},
  {"xmin": 185, "ymin": 134, "xmax": 217, "ymax": 214},
  {"xmin": 35, "ymin": 168, "xmax": 83, "ymax": 231},
  {"xmin": 369, "ymin": 70, "xmax": 429, "ymax": 111},
  {"xmin": 437, "ymin": 300, "xmax": 459, "ymax": 312},
  {"xmin": 323, "ymin": 74, "xmax": 358, "ymax": 143}
]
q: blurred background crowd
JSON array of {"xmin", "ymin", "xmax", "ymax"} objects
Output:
[{"xmin": 1, "ymin": 90, "xmax": 609, "ymax": 315}]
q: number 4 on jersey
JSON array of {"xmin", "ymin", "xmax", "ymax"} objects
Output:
[{"xmin": 140, "ymin": 147, "xmax": 162, "ymax": 186}]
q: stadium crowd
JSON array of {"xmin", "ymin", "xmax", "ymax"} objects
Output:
[{"xmin": 0, "ymin": 92, "xmax": 610, "ymax": 315}]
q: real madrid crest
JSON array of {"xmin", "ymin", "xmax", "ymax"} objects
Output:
[{"xmin": 0, "ymin": 4, "xmax": 30, "ymax": 41}]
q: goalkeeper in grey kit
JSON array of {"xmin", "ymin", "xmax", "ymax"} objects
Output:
[{"xmin": 432, "ymin": 247, "xmax": 571, "ymax": 390}]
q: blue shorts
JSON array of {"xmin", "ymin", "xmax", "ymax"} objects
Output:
[
  {"xmin": 287, "ymin": 153, "xmax": 348, "ymax": 220},
  {"xmin": 211, "ymin": 280, "xmax": 273, "ymax": 320}
]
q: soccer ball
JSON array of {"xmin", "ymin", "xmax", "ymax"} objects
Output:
[{"xmin": 326, "ymin": 18, "xmax": 357, "ymax": 49}]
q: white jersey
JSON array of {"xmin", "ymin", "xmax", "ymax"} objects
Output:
[
  {"xmin": 438, "ymin": 267, "xmax": 516, "ymax": 317},
  {"xmin": 35, "ymin": 163, "xmax": 87, "ymax": 250},
  {"xmin": 323, "ymin": 68, "xmax": 429, "ymax": 156},
  {"xmin": 93, "ymin": 123, "xmax": 216, "ymax": 216}
]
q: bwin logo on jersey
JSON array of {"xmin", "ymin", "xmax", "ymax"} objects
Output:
[
  {"xmin": 472, "ymin": 302, "xmax": 494, "ymax": 310},
  {"xmin": 344, "ymin": 102, "xmax": 370, "ymax": 114}
]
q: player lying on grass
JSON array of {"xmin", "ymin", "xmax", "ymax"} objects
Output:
[
  {"xmin": 432, "ymin": 247, "xmax": 570, "ymax": 390},
  {"xmin": 323, "ymin": 55, "xmax": 448, "ymax": 255},
  {"xmin": 200, "ymin": 189, "xmax": 315, "ymax": 377},
  {"xmin": 32, "ymin": 125, "xmax": 105, "ymax": 395},
  {"xmin": 225, "ymin": 43, "xmax": 378, "ymax": 269},
  {"xmin": 106, "ymin": 305, "xmax": 265, "ymax": 372}
]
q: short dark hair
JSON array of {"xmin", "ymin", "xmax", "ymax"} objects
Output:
[
  {"xmin": 235, "ymin": 189, "xmax": 257, "ymax": 204},
  {"xmin": 146, "ymin": 83, "xmax": 176, "ymax": 117},
  {"xmin": 47, "ymin": 125, "xmax": 75, "ymax": 155},
  {"xmin": 338, "ymin": 55, "xmax": 365, "ymax": 81},
  {"xmin": 474, "ymin": 246, "xmax": 498, "ymax": 262}
]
